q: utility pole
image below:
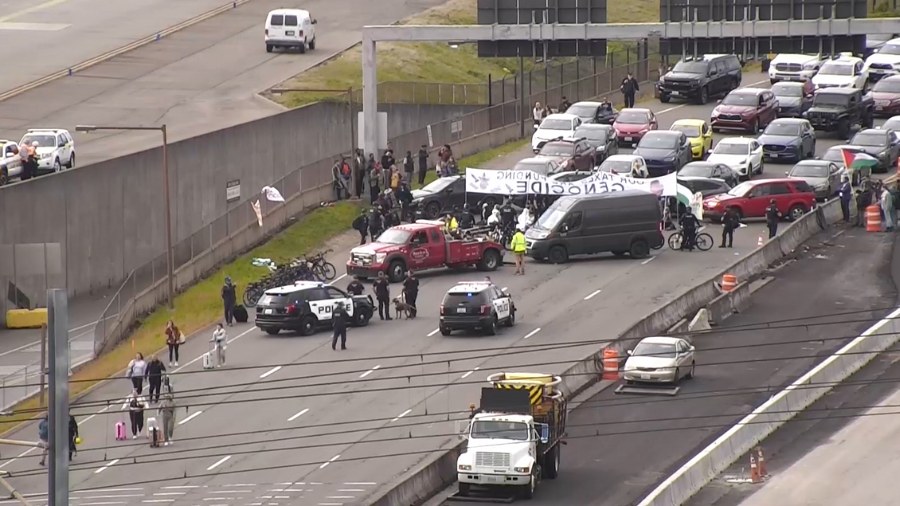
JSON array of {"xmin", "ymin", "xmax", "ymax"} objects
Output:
[
  {"xmin": 47, "ymin": 289, "xmax": 69, "ymax": 506},
  {"xmin": 39, "ymin": 324, "xmax": 46, "ymax": 408}
]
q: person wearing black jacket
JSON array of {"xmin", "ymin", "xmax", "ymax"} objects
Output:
[
  {"xmin": 458, "ymin": 207, "xmax": 476, "ymax": 229},
  {"xmin": 381, "ymin": 150, "xmax": 395, "ymax": 175},
  {"xmin": 332, "ymin": 301, "xmax": 349, "ymax": 350},
  {"xmin": 347, "ymin": 277, "xmax": 365, "ymax": 296},
  {"xmin": 221, "ymin": 277, "xmax": 237, "ymax": 327},
  {"xmin": 403, "ymin": 151, "xmax": 415, "ymax": 183},
  {"xmin": 397, "ymin": 183, "xmax": 413, "ymax": 222},
  {"xmin": 373, "ymin": 272, "xmax": 392, "ymax": 321},
  {"xmin": 402, "ymin": 271, "xmax": 419, "ymax": 318},
  {"xmin": 352, "ymin": 210, "xmax": 369, "ymax": 245},
  {"xmin": 417, "ymin": 145, "xmax": 429, "ymax": 185},
  {"xmin": 720, "ymin": 207, "xmax": 741, "ymax": 248},
  {"xmin": 368, "ymin": 208, "xmax": 383, "ymax": 242},
  {"xmin": 679, "ymin": 211, "xmax": 700, "ymax": 251},
  {"xmin": 559, "ymin": 96, "xmax": 572, "ymax": 112},
  {"xmin": 765, "ymin": 199, "xmax": 781, "ymax": 239},
  {"xmin": 69, "ymin": 414, "xmax": 79, "ymax": 460},
  {"xmin": 620, "ymin": 73, "xmax": 639, "ymax": 108},
  {"xmin": 145, "ymin": 356, "xmax": 166, "ymax": 404}
]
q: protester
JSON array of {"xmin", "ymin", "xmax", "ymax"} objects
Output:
[
  {"xmin": 367, "ymin": 155, "xmax": 381, "ymax": 203},
  {"xmin": 164, "ymin": 320, "xmax": 182, "ymax": 366},
  {"xmin": 68, "ymin": 413, "xmax": 79, "ymax": 460},
  {"xmin": 146, "ymin": 355, "xmax": 166, "ymax": 404},
  {"xmin": 397, "ymin": 183, "xmax": 413, "ymax": 222},
  {"xmin": 124, "ymin": 390, "xmax": 147, "ymax": 439},
  {"xmin": 331, "ymin": 158, "xmax": 349, "ymax": 201},
  {"xmin": 127, "ymin": 352, "xmax": 147, "ymax": 393},
  {"xmin": 353, "ymin": 149, "xmax": 366, "ymax": 198},
  {"xmin": 620, "ymin": 72, "xmax": 640, "ymax": 108},
  {"xmin": 417, "ymin": 145, "xmax": 429, "ymax": 185},
  {"xmin": 347, "ymin": 276, "xmax": 365, "ymax": 295},
  {"xmin": 211, "ymin": 323, "xmax": 226, "ymax": 367},
  {"xmin": 368, "ymin": 207, "xmax": 384, "ymax": 242},
  {"xmin": 221, "ymin": 276, "xmax": 237, "ymax": 327},
  {"xmin": 352, "ymin": 209, "xmax": 369, "ymax": 245},
  {"xmin": 838, "ymin": 175, "xmax": 853, "ymax": 223},
  {"xmin": 158, "ymin": 393, "xmax": 176, "ymax": 446},
  {"xmin": 882, "ymin": 184, "xmax": 895, "ymax": 231},
  {"xmin": 533, "ymin": 102, "xmax": 543, "ymax": 127},
  {"xmin": 559, "ymin": 96, "xmax": 572, "ymax": 112}
]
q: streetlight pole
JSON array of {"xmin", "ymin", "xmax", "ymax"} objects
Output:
[{"xmin": 74, "ymin": 125, "xmax": 175, "ymax": 309}]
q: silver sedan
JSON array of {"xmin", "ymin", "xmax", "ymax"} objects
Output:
[{"xmin": 623, "ymin": 336, "xmax": 696, "ymax": 384}]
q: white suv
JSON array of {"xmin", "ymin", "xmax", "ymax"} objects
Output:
[
  {"xmin": 19, "ymin": 128, "xmax": 75, "ymax": 173},
  {"xmin": 864, "ymin": 38, "xmax": 900, "ymax": 83},
  {"xmin": 812, "ymin": 56, "xmax": 868, "ymax": 90},
  {"xmin": 0, "ymin": 140, "xmax": 22, "ymax": 185}
]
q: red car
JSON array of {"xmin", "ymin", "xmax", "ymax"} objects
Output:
[
  {"xmin": 613, "ymin": 108, "xmax": 658, "ymax": 147},
  {"xmin": 870, "ymin": 75, "xmax": 900, "ymax": 117},
  {"xmin": 710, "ymin": 88, "xmax": 778, "ymax": 134},
  {"xmin": 702, "ymin": 178, "xmax": 816, "ymax": 222}
]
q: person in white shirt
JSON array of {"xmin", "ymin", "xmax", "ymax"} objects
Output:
[
  {"xmin": 122, "ymin": 390, "xmax": 147, "ymax": 439},
  {"xmin": 533, "ymin": 102, "xmax": 543, "ymax": 127},
  {"xmin": 211, "ymin": 324, "xmax": 226, "ymax": 367},
  {"xmin": 126, "ymin": 353, "xmax": 147, "ymax": 393}
]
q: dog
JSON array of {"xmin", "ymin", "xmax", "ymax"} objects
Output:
[{"xmin": 392, "ymin": 295, "xmax": 411, "ymax": 319}]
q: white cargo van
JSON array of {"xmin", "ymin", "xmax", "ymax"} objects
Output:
[{"xmin": 265, "ymin": 9, "xmax": 317, "ymax": 53}]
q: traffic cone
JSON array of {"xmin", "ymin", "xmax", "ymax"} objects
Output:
[
  {"xmin": 757, "ymin": 447, "xmax": 768, "ymax": 477},
  {"xmin": 749, "ymin": 454, "xmax": 762, "ymax": 483},
  {"xmin": 757, "ymin": 236, "xmax": 764, "ymax": 247}
]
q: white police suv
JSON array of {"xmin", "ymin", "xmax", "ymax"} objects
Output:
[
  {"xmin": 439, "ymin": 281, "xmax": 516, "ymax": 336},
  {"xmin": 255, "ymin": 281, "xmax": 374, "ymax": 336}
]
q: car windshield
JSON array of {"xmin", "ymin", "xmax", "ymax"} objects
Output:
[
  {"xmin": 421, "ymin": 177, "xmax": 455, "ymax": 193},
  {"xmin": 764, "ymin": 123, "xmax": 801, "ymax": 136},
  {"xmin": 852, "ymin": 132, "xmax": 886, "ymax": 147},
  {"xmin": 790, "ymin": 164, "xmax": 829, "ymax": 177},
  {"xmin": 813, "ymin": 93, "xmax": 849, "ymax": 107},
  {"xmin": 772, "ymin": 83, "xmax": 803, "ymax": 97},
  {"xmin": 714, "ymin": 143, "xmax": 748, "ymax": 155},
  {"xmin": 535, "ymin": 207, "xmax": 568, "ymax": 229},
  {"xmin": 671, "ymin": 125, "xmax": 701, "ymax": 137},
  {"xmin": 728, "ymin": 181, "xmax": 755, "ymax": 196},
  {"xmin": 672, "ymin": 61, "xmax": 708, "ymax": 74},
  {"xmin": 818, "ymin": 62, "xmax": 854, "ymax": 76},
  {"xmin": 874, "ymin": 79, "xmax": 900, "ymax": 93},
  {"xmin": 598, "ymin": 159, "xmax": 633, "ymax": 173},
  {"xmin": 540, "ymin": 119, "xmax": 572, "ymax": 130},
  {"xmin": 539, "ymin": 143, "xmax": 575, "ymax": 157},
  {"xmin": 638, "ymin": 135, "xmax": 676, "ymax": 149},
  {"xmin": 576, "ymin": 127, "xmax": 608, "ymax": 141},
  {"xmin": 679, "ymin": 164, "xmax": 713, "ymax": 177},
  {"xmin": 375, "ymin": 229, "xmax": 411, "ymax": 244},
  {"xmin": 632, "ymin": 341, "xmax": 677, "ymax": 358},
  {"xmin": 470, "ymin": 420, "xmax": 530, "ymax": 440},
  {"xmin": 616, "ymin": 111, "xmax": 648, "ymax": 124},
  {"xmin": 721, "ymin": 93, "xmax": 758, "ymax": 106},
  {"xmin": 20, "ymin": 134, "xmax": 55, "ymax": 148},
  {"xmin": 567, "ymin": 104, "xmax": 597, "ymax": 117},
  {"xmin": 514, "ymin": 160, "xmax": 552, "ymax": 173},
  {"xmin": 258, "ymin": 293, "xmax": 292, "ymax": 306},
  {"xmin": 879, "ymin": 43, "xmax": 900, "ymax": 55}
]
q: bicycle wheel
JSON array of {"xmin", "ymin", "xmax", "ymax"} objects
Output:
[
  {"xmin": 319, "ymin": 261, "xmax": 337, "ymax": 280},
  {"xmin": 243, "ymin": 286, "xmax": 260, "ymax": 307},
  {"xmin": 667, "ymin": 232, "xmax": 683, "ymax": 251},
  {"xmin": 695, "ymin": 233, "xmax": 714, "ymax": 251}
]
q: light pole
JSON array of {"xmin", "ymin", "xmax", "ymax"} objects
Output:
[{"xmin": 75, "ymin": 125, "xmax": 174, "ymax": 309}]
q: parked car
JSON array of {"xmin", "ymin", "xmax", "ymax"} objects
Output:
[
  {"xmin": 632, "ymin": 131, "xmax": 692, "ymax": 177},
  {"xmin": 19, "ymin": 128, "xmax": 75, "ymax": 173},
  {"xmin": 772, "ymin": 81, "xmax": 815, "ymax": 118},
  {"xmin": 804, "ymin": 87, "xmax": 875, "ymax": 138},
  {"xmin": 566, "ymin": 101, "xmax": 618, "ymax": 125},
  {"xmin": 785, "ymin": 160, "xmax": 843, "ymax": 200},
  {"xmin": 706, "ymin": 137, "xmax": 764, "ymax": 180},
  {"xmin": 575, "ymin": 124, "xmax": 618, "ymax": 164},
  {"xmin": 868, "ymin": 75, "xmax": 900, "ymax": 117},
  {"xmin": 677, "ymin": 161, "xmax": 739, "ymax": 187},
  {"xmin": 710, "ymin": 88, "xmax": 778, "ymax": 134},
  {"xmin": 535, "ymin": 138, "xmax": 596, "ymax": 171},
  {"xmin": 821, "ymin": 145, "xmax": 872, "ymax": 185},
  {"xmin": 883, "ymin": 115, "xmax": 900, "ymax": 131},
  {"xmin": 757, "ymin": 118, "xmax": 817, "ymax": 163},
  {"xmin": 532, "ymin": 113, "xmax": 581, "ymax": 152},
  {"xmin": 812, "ymin": 55, "xmax": 868, "ymax": 90},
  {"xmin": 677, "ymin": 176, "xmax": 733, "ymax": 198},
  {"xmin": 702, "ymin": 178, "xmax": 817, "ymax": 222},
  {"xmin": 254, "ymin": 281, "xmax": 373, "ymax": 336},
  {"xmin": 623, "ymin": 336, "xmax": 695, "ymax": 384},
  {"xmin": 596, "ymin": 154, "xmax": 650, "ymax": 178},
  {"xmin": 849, "ymin": 127, "xmax": 900, "ymax": 172},
  {"xmin": 658, "ymin": 54, "xmax": 742, "ymax": 104},
  {"xmin": 0, "ymin": 140, "xmax": 22, "ymax": 186},
  {"xmin": 613, "ymin": 108, "xmax": 658, "ymax": 146},
  {"xmin": 669, "ymin": 119, "xmax": 713, "ymax": 160},
  {"xmin": 863, "ymin": 37, "xmax": 900, "ymax": 83},
  {"xmin": 768, "ymin": 53, "xmax": 825, "ymax": 83}
]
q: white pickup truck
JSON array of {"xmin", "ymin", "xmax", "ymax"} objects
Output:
[{"xmin": 0, "ymin": 140, "xmax": 22, "ymax": 186}]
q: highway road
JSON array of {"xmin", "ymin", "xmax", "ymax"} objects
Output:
[
  {"xmin": 0, "ymin": 0, "xmax": 446, "ymax": 165},
  {"xmin": 0, "ymin": 74, "xmax": 798, "ymax": 506}
]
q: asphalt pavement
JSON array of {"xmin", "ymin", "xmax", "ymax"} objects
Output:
[{"xmin": 0, "ymin": 0, "xmax": 446, "ymax": 164}]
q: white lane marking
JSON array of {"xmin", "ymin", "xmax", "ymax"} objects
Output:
[
  {"xmin": 0, "ymin": 446, "xmax": 35, "ymax": 469},
  {"xmin": 152, "ymin": 492, "xmax": 186, "ymax": 496},
  {"xmin": 81, "ymin": 503, "xmax": 127, "ymax": 506},
  {"xmin": 142, "ymin": 501, "xmax": 174, "ymax": 504},
  {"xmin": 523, "ymin": 328, "xmax": 541, "ymax": 339},
  {"xmin": 206, "ymin": 455, "xmax": 232, "ymax": 471},
  {"xmin": 172, "ymin": 326, "xmax": 254, "ymax": 373},
  {"xmin": 319, "ymin": 454, "xmax": 341, "ymax": 469},
  {"xmin": 427, "ymin": 328, "xmax": 440, "ymax": 336},
  {"xmin": 269, "ymin": 488, "xmax": 304, "ymax": 492},
  {"xmin": 338, "ymin": 489, "xmax": 365, "ymax": 492},
  {"xmin": 343, "ymin": 482, "xmax": 376, "ymax": 486},
  {"xmin": 80, "ymin": 489, "xmax": 144, "ymax": 493},
  {"xmin": 210, "ymin": 489, "xmax": 250, "ymax": 494},
  {"xmin": 288, "ymin": 408, "xmax": 310, "ymax": 421},
  {"xmin": 501, "ymin": 287, "xmax": 508, "ymax": 291},
  {"xmin": 460, "ymin": 366, "xmax": 481, "ymax": 379},
  {"xmin": 161, "ymin": 486, "xmax": 200, "ymax": 489},
  {"xmin": 178, "ymin": 410, "xmax": 203, "ymax": 425},
  {"xmin": 222, "ymin": 484, "xmax": 255, "ymax": 487},
  {"xmin": 94, "ymin": 459, "xmax": 120, "ymax": 474},
  {"xmin": 583, "ymin": 289, "xmax": 602, "ymax": 300},
  {"xmin": 318, "ymin": 503, "xmax": 343, "ymax": 506},
  {"xmin": 359, "ymin": 365, "xmax": 380, "ymax": 378},
  {"xmin": 641, "ymin": 256, "xmax": 656, "ymax": 265},
  {"xmin": 334, "ymin": 273, "xmax": 347, "ymax": 282},
  {"xmin": 83, "ymin": 495, "xmax": 143, "ymax": 499},
  {"xmin": 260, "ymin": 366, "xmax": 282, "ymax": 379},
  {"xmin": 391, "ymin": 409, "xmax": 411, "ymax": 422},
  {"xmin": 327, "ymin": 497, "xmax": 355, "ymax": 500}
]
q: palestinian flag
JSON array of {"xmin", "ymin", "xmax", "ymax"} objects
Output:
[{"xmin": 840, "ymin": 149, "xmax": 879, "ymax": 171}]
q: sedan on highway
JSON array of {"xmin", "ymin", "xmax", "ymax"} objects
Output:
[
  {"xmin": 596, "ymin": 154, "xmax": 650, "ymax": 178},
  {"xmin": 757, "ymin": 118, "xmax": 817, "ymax": 163},
  {"xmin": 632, "ymin": 131, "xmax": 692, "ymax": 177},
  {"xmin": 882, "ymin": 115, "xmax": 900, "ymax": 131},
  {"xmin": 677, "ymin": 176, "xmax": 733, "ymax": 198},
  {"xmin": 706, "ymin": 137, "xmax": 764, "ymax": 180},
  {"xmin": 575, "ymin": 124, "xmax": 618, "ymax": 164},
  {"xmin": 868, "ymin": 75, "xmax": 900, "ymax": 117},
  {"xmin": 532, "ymin": 113, "xmax": 581, "ymax": 152},
  {"xmin": 710, "ymin": 88, "xmax": 778, "ymax": 134},
  {"xmin": 566, "ymin": 100, "xmax": 618, "ymax": 124},
  {"xmin": 785, "ymin": 160, "xmax": 843, "ymax": 200},
  {"xmin": 623, "ymin": 336, "xmax": 695, "ymax": 384},
  {"xmin": 613, "ymin": 108, "xmax": 658, "ymax": 146},
  {"xmin": 535, "ymin": 138, "xmax": 595, "ymax": 171},
  {"xmin": 669, "ymin": 118, "xmax": 713, "ymax": 160},
  {"xmin": 677, "ymin": 161, "xmax": 739, "ymax": 187},
  {"xmin": 848, "ymin": 128, "xmax": 900, "ymax": 172},
  {"xmin": 821, "ymin": 145, "xmax": 873, "ymax": 185},
  {"xmin": 772, "ymin": 80, "xmax": 814, "ymax": 118}
]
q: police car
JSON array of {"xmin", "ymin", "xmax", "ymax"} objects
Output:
[
  {"xmin": 438, "ymin": 281, "xmax": 516, "ymax": 336},
  {"xmin": 255, "ymin": 281, "xmax": 375, "ymax": 336}
]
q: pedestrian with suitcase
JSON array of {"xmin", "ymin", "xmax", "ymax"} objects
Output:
[
  {"xmin": 123, "ymin": 390, "xmax": 147, "ymax": 439},
  {"xmin": 211, "ymin": 323, "xmax": 227, "ymax": 367},
  {"xmin": 158, "ymin": 393, "xmax": 176, "ymax": 446}
]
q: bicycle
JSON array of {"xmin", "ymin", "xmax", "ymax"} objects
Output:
[
  {"xmin": 668, "ymin": 230, "xmax": 713, "ymax": 251},
  {"xmin": 305, "ymin": 249, "xmax": 336, "ymax": 280}
]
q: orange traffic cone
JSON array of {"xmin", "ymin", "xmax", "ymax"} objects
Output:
[
  {"xmin": 757, "ymin": 236, "xmax": 764, "ymax": 247},
  {"xmin": 757, "ymin": 447, "xmax": 768, "ymax": 477},
  {"xmin": 750, "ymin": 454, "xmax": 762, "ymax": 483}
]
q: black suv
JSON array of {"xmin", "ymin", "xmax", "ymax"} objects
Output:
[
  {"xmin": 439, "ymin": 281, "xmax": 516, "ymax": 336},
  {"xmin": 803, "ymin": 88, "xmax": 874, "ymax": 138},
  {"xmin": 658, "ymin": 54, "xmax": 742, "ymax": 105},
  {"xmin": 255, "ymin": 281, "xmax": 374, "ymax": 336}
]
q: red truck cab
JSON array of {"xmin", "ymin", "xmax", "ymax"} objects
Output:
[{"xmin": 346, "ymin": 221, "xmax": 504, "ymax": 282}]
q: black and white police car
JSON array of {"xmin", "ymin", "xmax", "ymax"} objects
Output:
[
  {"xmin": 439, "ymin": 281, "xmax": 516, "ymax": 336},
  {"xmin": 255, "ymin": 281, "xmax": 375, "ymax": 336}
]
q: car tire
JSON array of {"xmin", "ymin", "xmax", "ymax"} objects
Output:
[
  {"xmin": 838, "ymin": 119, "xmax": 851, "ymax": 139},
  {"xmin": 788, "ymin": 204, "xmax": 806, "ymax": 221},
  {"xmin": 750, "ymin": 119, "xmax": 760, "ymax": 135},
  {"xmin": 629, "ymin": 239, "xmax": 650, "ymax": 259},
  {"xmin": 542, "ymin": 444, "xmax": 560, "ymax": 479},
  {"xmin": 309, "ymin": 37, "xmax": 316, "ymax": 50},
  {"xmin": 387, "ymin": 260, "xmax": 406, "ymax": 283},
  {"xmin": 485, "ymin": 316, "xmax": 498, "ymax": 336},
  {"xmin": 424, "ymin": 201, "xmax": 441, "ymax": 219},
  {"xmin": 354, "ymin": 310, "xmax": 371, "ymax": 327},
  {"xmin": 266, "ymin": 44, "xmax": 273, "ymax": 53},
  {"xmin": 67, "ymin": 153, "xmax": 75, "ymax": 169},
  {"xmin": 53, "ymin": 158, "xmax": 61, "ymax": 172},
  {"xmin": 477, "ymin": 249, "xmax": 501, "ymax": 271},
  {"xmin": 299, "ymin": 39, "xmax": 307, "ymax": 54},
  {"xmin": 548, "ymin": 245, "xmax": 568, "ymax": 264},
  {"xmin": 687, "ymin": 361, "xmax": 696, "ymax": 379},
  {"xmin": 660, "ymin": 94, "xmax": 671, "ymax": 104},
  {"xmin": 697, "ymin": 86, "xmax": 709, "ymax": 105},
  {"xmin": 0, "ymin": 168, "xmax": 7, "ymax": 186},
  {"xmin": 518, "ymin": 468, "xmax": 538, "ymax": 500},
  {"xmin": 264, "ymin": 328, "xmax": 280, "ymax": 335},
  {"xmin": 299, "ymin": 316, "xmax": 316, "ymax": 336},
  {"xmin": 674, "ymin": 367, "xmax": 681, "ymax": 383},
  {"xmin": 440, "ymin": 325, "xmax": 452, "ymax": 336},
  {"xmin": 505, "ymin": 309, "xmax": 516, "ymax": 327},
  {"xmin": 458, "ymin": 483, "xmax": 471, "ymax": 497}
]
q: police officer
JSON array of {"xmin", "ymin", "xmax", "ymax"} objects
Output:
[
  {"xmin": 720, "ymin": 207, "xmax": 741, "ymax": 248},
  {"xmin": 374, "ymin": 272, "xmax": 392, "ymax": 321},
  {"xmin": 402, "ymin": 271, "xmax": 419, "ymax": 318},
  {"xmin": 679, "ymin": 210, "xmax": 700, "ymax": 251},
  {"xmin": 499, "ymin": 199, "xmax": 517, "ymax": 228},
  {"xmin": 510, "ymin": 225, "xmax": 527, "ymax": 275},
  {"xmin": 332, "ymin": 301, "xmax": 348, "ymax": 351},
  {"xmin": 347, "ymin": 276, "xmax": 365, "ymax": 296},
  {"xmin": 765, "ymin": 199, "xmax": 781, "ymax": 239},
  {"xmin": 458, "ymin": 206, "xmax": 476, "ymax": 230}
]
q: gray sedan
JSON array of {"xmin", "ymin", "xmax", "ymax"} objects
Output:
[
  {"xmin": 849, "ymin": 128, "xmax": 900, "ymax": 173},
  {"xmin": 786, "ymin": 160, "xmax": 843, "ymax": 200}
]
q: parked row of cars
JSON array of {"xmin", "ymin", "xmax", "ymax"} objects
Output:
[{"xmin": 0, "ymin": 128, "xmax": 76, "ymax": 185}]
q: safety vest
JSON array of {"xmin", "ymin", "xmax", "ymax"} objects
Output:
[
  {"xmin": 510, "ymin": 232, "xmax": 527, "ymax": 253},
  {"xmin": 445, "ymin": 217, "xmax": 458, "ymax": 233}
]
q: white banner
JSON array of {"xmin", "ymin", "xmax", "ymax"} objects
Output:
[
  {"xmin": 261, "ymin": 185, "xmax": 285, "ymax": 202},
  {"xmin": 465, "ymin": 168, "xmax": 678, "ymax": 197}
]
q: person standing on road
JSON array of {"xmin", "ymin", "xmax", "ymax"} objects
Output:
[
  {"xmin": 510, "ymin": 225, "xmax": 527, "ymax": 275},
  {"xmin": 124, "ymin": 390, "xmax": 147, "ymax": 440},
  {"xmin": 882, "ymin": 184, "xmax": 895, "ymax": 231},
  {"xmin": 368, "ymin": 207, "xmax": 384, "ymax": 242},
  {"xmin": 620, "ymin": 73, "xmax": 639, "ymax": 108},
  {"xmin": 839, "ymin": 175, "xmax": 853, "ymax": 223},
  {"xmin": 221, "ymin": 276, "xmax": 237, "ymax": 327},
  {"xmin": 158, "ymin": 393, "xmax": 176, "ymax": 446},
  {"xmin": 417, "ymin": 145, "xmax": 429, "ymax": 186},
  {"xmin": 211, "ymin": 323, "xmax": 226, "ymax": 367},
  {"xmin": 352, "ymin": 209, "xmax": 369, "ymax": 245},
  {"xmin": 856, "ymin": 188, "xmax": 870, "ymax": 227},
  {"xmin": 68, "ymin": 413, "xmax": 79, "ymax": 460},
  {"xmin": 164, "ymin": 320, "xmax": 182, "ymax": 366},
  {"xmin": 347, "ymin": 276, "xmax": 365, "ymax": 296},
  {"xmin": 146, "ymin": 356, "xmax": 166, "ymax": 404},
  {"xmin": 38, "ymin": 414, "xmax": 48, "ymax": 466},
  {"xmin": 720, "ymin": 207, "xmax": 741, "ymax": 248},
  {"xmin": 374, "ymin": 272, "xmax": 392, "ymax": 321},
  {"xmin": 403, "ymin": 271, "xmax": 419, "ymax": 318},
  {"xmin": 332, "ymin": 301, "xmax": 349, "ymax": 351},
  {"xmin": 765, "ymin": 199, "xmax": 781, "ymax": 239},
  {"xmin": 126, "ymin": 353, "xmax": 147, "ymax": 393}
]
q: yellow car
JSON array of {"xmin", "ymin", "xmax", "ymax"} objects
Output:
[{"xmin": 670, "ymin": 119, "xmax": 713, "ymax": 160}]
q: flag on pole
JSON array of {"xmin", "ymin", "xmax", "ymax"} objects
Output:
[
  {"xmin": 841, "ymin": 148, "xmax": 879, "ymax": 171},
  {"xmin": 261, "ymin": 186, "xmax": 285, "ymax": 202}
]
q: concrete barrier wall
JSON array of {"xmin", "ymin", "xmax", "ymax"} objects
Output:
[{"xmin": 638, "ymin": 306, "xmax": 900, "ymax": 506}]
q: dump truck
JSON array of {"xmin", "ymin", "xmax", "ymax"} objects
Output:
[{"xmin": 456, "ymin": 372, "xmax": 567, "ymax": 500}]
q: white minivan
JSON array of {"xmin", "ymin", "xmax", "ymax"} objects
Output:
[{"xmin": 265, "ymin": 9, "xmax": 317, "ymax": 53}]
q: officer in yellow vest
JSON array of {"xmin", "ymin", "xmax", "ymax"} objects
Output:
[{"xmin": 510, "ymin": 225, "xmax": 527, "ymax": 275}]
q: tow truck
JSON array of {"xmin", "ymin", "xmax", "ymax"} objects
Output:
[
  {"xmin": 455, "ymin": 372, "xmax": 567, "ymax": 500},
  {"xmin": 346, "ymin": 220, "xmax": 504, "ymax": 282}
]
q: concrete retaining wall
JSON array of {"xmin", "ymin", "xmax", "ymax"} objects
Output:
[{"xmin": 638, "ymin": 306, "xmax": 900, "ymax": 506}]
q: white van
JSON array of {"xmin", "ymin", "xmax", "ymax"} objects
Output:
[{"xmin": 265, "ymin": 9, "xmax": 317, "ymax": 53}]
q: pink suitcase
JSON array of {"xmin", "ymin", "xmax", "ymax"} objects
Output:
[{"xmin": 115, "ymin": 421, "xmax": 126, "ymax": 441}]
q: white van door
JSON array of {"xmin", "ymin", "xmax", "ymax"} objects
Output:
[
  {"xmin": 268, "ymin": 12, "xmax": 286, "ymax": 39},
  {"xmin": 283, "ymin": 12, "xmax": 300, "ymax": 41}
]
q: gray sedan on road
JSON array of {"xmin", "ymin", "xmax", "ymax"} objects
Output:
[
  {"xmin": 786, "ymin": 160, "xmax": 843, "ymax": 200},
  {"xmin": 848, "ymin": 128, "xmax": 900, "ymax": 173}
]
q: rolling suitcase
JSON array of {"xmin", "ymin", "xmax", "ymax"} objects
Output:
[
  {"xmin": 115, "ymin": 420, "xmax": 126, "ymax": 441},
  {"xmin": 202, "ymin": 350, "xmax": 214, "ymax": 370},
  {"xmin": 233, "ymin": 304, "xmax": 249, "ymax": 323},
  {"xmin": 147, "ymin": 417, "xmax": 160, "ymax": 447}
]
